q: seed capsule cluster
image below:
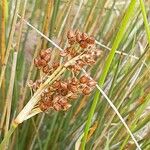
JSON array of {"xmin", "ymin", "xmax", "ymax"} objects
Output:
[
  {"xmin": 38, "ymin": 75, "xmax": 96, "ymax": 112},
  {"xmin": 61, "ymin": 30, "xmax": 101, "ymax": 73},
  {"xmin": 34, "ymin": 48, "xmax": 60, "ymax": 74},
  {"xmin": 31, "ymin": 30, "xmax": 101, "ymax": 112}
]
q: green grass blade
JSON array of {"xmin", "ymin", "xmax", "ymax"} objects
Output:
[
  {"xmin": 80, "ymin": 0, "xmax": 137, "ymax": 149},
  {"xmin": 139, "ymin": 0, "xmax": 150, "ymax": 43}
]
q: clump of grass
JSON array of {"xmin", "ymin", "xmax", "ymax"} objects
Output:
[{"xmin": 0, "ymin": 0, "xmax": 150, "ymax": 150}]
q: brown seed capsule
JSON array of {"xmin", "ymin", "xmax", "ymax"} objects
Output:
[
  {"xmin": 87, "ymin": 80, "xmax": 96, "ymax": 87},
  {"xmin": 67, "ymin": 84, "xmax": 78, "ymax": 93},
  {"xmin": 86, "ymin": 37, "xmax": 95, "ymax": 44},
  {"xmin": 60, "ymin": 82, "xmax": 68, "ymax": 90},
  {"xmin": 39, "ymin": 100, "xmax": 52, "ymax": 112},
  {"xmin": 44, "ymin": 54, "xmax": 51, "ymax": 62},
  {"xmin": 34, "ymin": 58, "xmax": 39, "ymax": 67},
  {"xmin": 76, "ymin": 32, "xmax": 82, "ymax": 42},
  {"xmin": 68, "ymin": 93, "xmax": 78, "ymax": 100},
  {"xmin": 52, "ymin": 81, "xmax": 61, "ymax": 89},
  {"xmin": 39, "ymin": 102, "xmax": 47, "ymax": 111},
  {"xmin": 60, "ymin": 51, "xmax": 67, "ymax": 57},
  {"xmin": 43, "ymin": 65, "xmax": 50, "ymax": 74},
  {"xmin": 72, "ymin": 65, "xmax": 81, "ymax": 72},
  {"xmin": 46, "ymin": 92, "xmax": 52, "ymax": 98},
  {"xmin": 79, "ymin": 75, "xmax": 89, "ymax": 84},
  {"xmin": 86, "ymin": 59, "xmax": 95, "ymax": 64},
  {"xmin": 71, "ymin": 77, "xmax": 78, "ymax": 85},
  {"xmin": 80, "ymin": 40, "xmax": 88, "ymax": 49},
  {"xmin": 70, "ymin": 50, "xmax": 77, "ymax": 57},
  {"xmin": 38, "ymin": 59, "xmax": 47, "ymax": 67},
  {"xmin": 62, "ymin": 103, "xmax": 71, "ymax": 111},
  {"xmin": 45, "ymin": 48, "xmax": 51, "ymax": 54},
  {"xmin": 40, "ymin": 49, "xmax": 47, "ymax": 59},
  {"xmin": 68, "ymin": 38, "xmax": 76, "ymax": 45},
  {"xmin": 58, "ymin": 98, "xmax": 68, "ymax": 106},
  {"xmin": 82, "ymin": 86, "xmax": 92, "ymax": 95},
  {"xmin": 36, "ymin": 79, "xmax": 42, "ymax": 87},
  {"xmin": 77, "ymin": 60, "xmax": 85, "ymax": 67},
  {"xmin": 28, "ymin": 80, "xmax": 33, "ymax": 86},
  {"xmin": 52, "ymin": 62, "xmax": 60, "ymax": 70},
  {"xmin": 53, "ymin": 103, "xmax": 62, "ymax": 111},
  {"xmin": 61, "ymin": 89, "xmax": 68, "ymax": 96},
  {"xmin": 81, "ymin": 33, "xmax": 88, "ymax": 41},
  {"xmin": 67, "ymin": 30, "xmax": 75, "ymax": 39},
  {"xmin": 65, "ymin": 47, "xmax": 72, "ymax": 53}
]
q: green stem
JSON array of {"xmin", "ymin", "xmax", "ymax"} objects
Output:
[
  {"xmin": 80, "ymin": 0, "xmax": 136, "ymax": 149},
  {"xmin": 0, "ymin": 122, "xmax": 18, "ymax": 150},
  {"xmin": 139, "ymin": 0, "xmax": 150, "ymax": 44}
]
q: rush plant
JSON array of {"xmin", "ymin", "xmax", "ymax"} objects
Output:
[{"xmin": 0, "ymin": 0, "xmax": 150, "ymax": 150}]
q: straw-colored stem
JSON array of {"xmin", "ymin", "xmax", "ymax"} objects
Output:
[
  {"xmin": 1, "ymin": 0, "xmax": 6, "ymax": 64},
  {"xmin": 4, "ymin": 0, "xmax": 27, "ymax": 139},
  {"xmin": 42, "ymin": 0, "xmax": 53, "ymax": 49},
  {"xmin": 5, "ymin": 52, "xmax": 18, "ymax": 136},
  {"xmin": 1, "ymin": 0, "xmax": 7, "ymax": 100},
  {"xmin": 0, "ymin": 0, "xmax": 20, "ymax": 89}
]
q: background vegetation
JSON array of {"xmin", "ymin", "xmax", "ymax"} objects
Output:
[{"xmin": 0, "ymin": 0, "xmax": 150, "ymax": 149}]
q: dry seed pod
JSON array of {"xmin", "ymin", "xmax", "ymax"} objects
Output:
[
  {"xmin": 39, "ymin": 100, "xmax": 52, "ymax": 111},
  {"xmin": 60, "ymin": 89, "xmax": 68, "ymax": 96},
  {"xmin": 68, "ymin": 93, "xmax": 78, "ymax": 99},
  {"xmin": 40, "ymin": 49, "xmax": 48, "ymax": 59},
  {"xmin": 44, "ymin": 54, "xmax": 51, "ymax": 62},
  {"xmin": 39, "ymin": 59, "xmax": 47, "ymax": 67},
  {"xmin": 86, "ymin": 37, "xmax": 95, "ymax": 44},
  {"xmin": 79, "ymin": 75, "xmax": 89, "ymax": 84},
  {"xmin": 58, "ymin": 98, "xmax": 68, "ymax": 106},
  {"xmin": 87, "ymin": 80, "xmax": 96, "ymax": 87},
  {"xmin": 80, "ymin": 40, "xmax": 88, "ymax": 49},
  {"xmin": 71, "ymin": 77, "xmax": 78, "ymax": 85},
  {"xmin": 77, "ymin": 60, "xmax": 85, "ymax": 67},
  {"xmin": 34, "ymin": 58, "xmax": 39, "ymax": 67},
  {"xmin": 53, "ymin": 103, "xmax": 62, "ymax": 111},
  {"xmin": 60, "ymin": 82, "xmax": 68, "ymax": 90},
  {"xmin": 42, "ymin": 65, "xmax": 50, "ymax": 74},
  {"xmin": 68, "ymin": 84, "xmax": 78, "ymax": 93},
  {"xmin": 82, "ymin": 86, "xmax": 92, "ymax": 95},
  {"xmin": 67, "ymin": 30, "xmax": 75, "ymax": 39},
  {"xmin": 52, "ymin": 62, "xmax": 60, "ymax": 70},
  {"xmin": 45, "ymin": 48, "xmax": 51, "ymax": 54},
  {"xmin": 68, "ymin": 39, "xmax": 76, "ymax": 45},
  {"xmin": 52, "ymin": 80, "xmax": 61, "ymax": 89},
  {"xmin": 76, "ymin": 32, "xmax": 82, "ymax": 42},
  {"xmin": 60, "ymin": 51, "xmax": 67, "ymax": 57},
  {"xmin": 62, "ymin": 103, "xmax": 71, "ymax": 110},
  {"xmin": 81, "ymin": 33, "xmax": 88, "ymax": 40}
]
